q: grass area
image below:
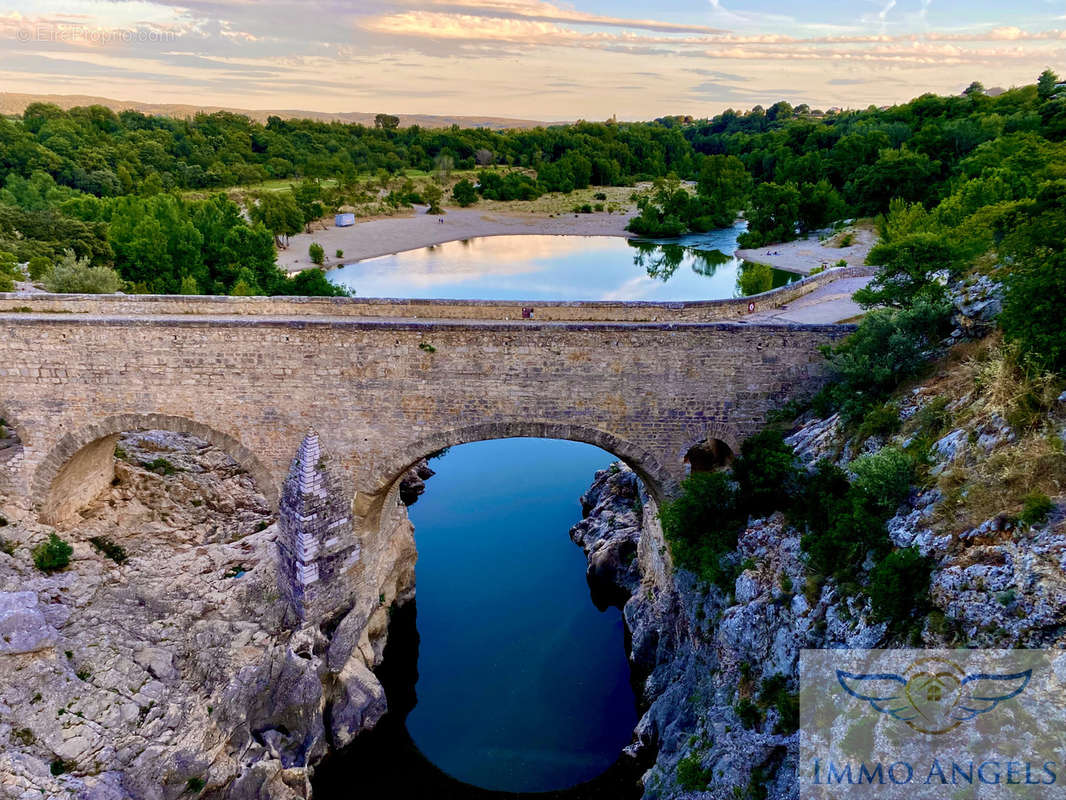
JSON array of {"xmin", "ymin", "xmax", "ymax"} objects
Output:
[
  {"xmin": 892, "ymin": 333, "xmax": 1066, "ymax": 531},
  {"xmin": 474, "ymin": 183, "xmax": 638, "ymax": 216}
]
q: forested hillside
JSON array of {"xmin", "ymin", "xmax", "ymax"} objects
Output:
[{"xmin": 1, "ymin": 72, "xmax": 1064, "ymax": 329}]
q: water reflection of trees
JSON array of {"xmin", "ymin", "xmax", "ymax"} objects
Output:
[
  {"xmin": 630, "ymin": 241, "xmax": 685, "ymax": 281},
  {"xmin": 630, "ymin": 241, "xmax": 739, "ymax": 283},
  {"xmin": 736, "ymin": 260, "xmax": 774, "ymax": 296},
  {"xmin": 690, "ymin": 249, "xmax": 731, "ymax": 276}
]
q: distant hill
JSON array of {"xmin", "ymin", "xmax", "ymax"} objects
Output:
[{"xmin": 0, "ymin": 92, "xmax": 553, "ymax": 130}]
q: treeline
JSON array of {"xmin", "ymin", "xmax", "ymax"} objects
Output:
[
  {"xmin": 0, "ymin": 107, "xmax": 693, "ymax": 194},
  {"xmin": 631, "ymin": 72, "xmax": 1066, "ymax": 248}
]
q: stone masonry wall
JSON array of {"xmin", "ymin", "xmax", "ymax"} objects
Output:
[
  {"xmin": 0, "ymin": 316, "xmax": 852, "ymax": 528},
  {"xmin": 0, "ymin": 266, "xmax": 875, "ymax": 323}
]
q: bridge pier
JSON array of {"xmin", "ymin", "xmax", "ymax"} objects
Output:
[{"xmin": 277, "ymin": 430, "xmax": 361, "ymax": 622}]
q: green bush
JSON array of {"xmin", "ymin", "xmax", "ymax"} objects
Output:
[
  {"xmin": 451, "ymin": 179, "xmax": 478, "ymax": 207},
  {"xmin": 856, "ymin": 403, "xmax": 901, "ymax": 441},
  {"xmin": 1019, "ymin": 491, "xmax": 1054, "ymax": 526},
  {"xmin": 44, "ymin": 252, "xmax": 122, "ymax": 294},
  {"xmin": 795, "ymin": 461, "xmax": 892, "ymax": 581},
  {"xmin": 89, "ymin": 536, "xmax": 128, "ymax": 564},
  {"xmin": 660, "ymin": 471, "xmax": 742, "ymax": 587},
  {"xmin": 308, "ymin": 242, "xmax": 325, "ymax": 265},
  {"xmin": 867, "ymin": 546, "xmax": 933, "ymax": 624},
  {"xmin": 141, "ymin": 457, "xmax": 179, "ymax": 475},
  {"xmin": 32, "ymin": 533, "xmax": 73, "ymax": 573},
  {"xmin": 335, "ymin": 249, "xmax": 344, "ymax": 258},
  {"xmin": 851, "ymin": 447, "xmax": 914, "ymax": 516},
  {"xmin": 732, "ymin": 429, "xmax": 799, "ymax": 514},
  {"xmin": 676, "ymin": 750, "xmax": 713, "ymax": 791},
  {"xmin": 27, "ymin": 256, "xmax": 51, "ymax": 281},
  {"xmin": 735, "ymin": 697, "xmax": 763, "ymax": 729},
  {"xmin": 759, "ymin": 674, "xmax": 799, "ymax": 734},
  {"xmin": 819, "ymin": 299, "xmax": 952, "ymax": 421}
]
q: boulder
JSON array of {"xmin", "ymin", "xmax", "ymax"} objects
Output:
[{"xmin": 0, "ymin": 591, "xmax": 57, "ymax": 655}]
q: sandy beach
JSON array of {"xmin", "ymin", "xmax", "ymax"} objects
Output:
[
  {"xmin": 278, "ymin": 206, "xmax": 636, "ymax": 273},
  {"xmin": 734, "ymin": 225, "xmax": 876, "ymax": 275}
]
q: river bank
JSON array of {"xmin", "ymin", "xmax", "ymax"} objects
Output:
[{"xmin": 277, "ymin": 207, "xmax": 635, "ymax": 273}]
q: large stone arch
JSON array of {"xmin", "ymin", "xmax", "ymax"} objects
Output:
[
  {"xmin": 32, "ymin": 413, "xmax": 277, "ymax": 524},
  {"xmin": 363, "ymin": 420, "xmax": 676, "ymax": 507}
]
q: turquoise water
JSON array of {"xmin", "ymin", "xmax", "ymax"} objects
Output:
[
  {"xmin": 404, "ymin": 439, "xmax": 638, "ymax": 792},
  {"xmin": 327, "ymin": 223, "xmax": 798, "ymax": 300}
]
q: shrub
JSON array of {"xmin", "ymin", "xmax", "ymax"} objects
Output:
[
  {"xmin": 851, "ymin": 447, "xmax": 914, "ymax": 516},
  {"xmin": 27, "ymin": 256, "xmax": 51, "ymax": 281},
  {"xmin": 308, "ymin": 242, "xmax": 325, "ymax": 265},
  {"xmin": 735, "ymin": 697, "xmax": 763, "ymax": 729},
  {"xmin": 335, "ymin": 249, "xmax": 344, "ymax": 258},
  {"xmin": 795, "ymin": 461, "xmax": 894, "ymax": 580},
  {"xmin": 89, "ymin": 536, "xmax": 128, "ymax": 564},
  {"xmin": 867, "ymin": 546, "xmax": 933, "ymax": 624},
  {"xmin": 732, "ymin": 429, "xmax": 799, "ymax": 513},
  {"xmin": 676, "ymin": 750, "xmax": 713, "ymax": 791},
  {"xmin": 32, "ymin": 533, "xmax": 73, "ymax": 573},
  {"xmin": 1019, "ymin": 491, "xmax": 1054, "ymax": 526},
  {"xmin": 594, "ymin": 192, "xmax": 608, "ymax": 201},
  {"xmin": 660, "ymin": 471, "xmax": 742, "ymax": 587},
  {"xmin": 141, "ymin": 457, "xmax": 178, "ymax": 475},
  {"xmin": 856, "ymin": 403, "xmax": 901, "ymax": 441},
  {"xmin": 760, "ymin": 674, "xmax": 799, "ymax": 734},
  {"xmin": 0, "ymin": 537, "xmax": 14, "ymax": 556},
  {"xmin": 186, "ymin": 777, "xmax": 206, "ymax": 793},
  {"xmin": 44, "ymin": 252, "xmax": 123, "ymax": 294},
  {"xmin": 819, "ymin": 299, "xmax": 952, "ymax": 421}
]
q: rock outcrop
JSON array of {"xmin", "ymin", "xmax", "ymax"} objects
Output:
[
  {"xmin": 0, "ymin": 430, "xmax": 414, "ymax": 800},
  {"xmin": 573, "ymin": 400, "xmax": 1064, "ymax": 800}
]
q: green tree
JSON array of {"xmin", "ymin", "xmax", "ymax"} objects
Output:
[
  {"xmin": 250, "ymin": 192, "xmax": 303, "ymax": 247},
  {"xmin": 696, "ymin": 155, "xmax": 751, "ymax": 228},
  {"xmin": 309, "ymin": 242, "xmax": 325, "ymax": 265},
  {"xmin": 423, "ymin": 183, "xmax": 444, "ymax": 215},
  {"xmin": 868, "ymin": 547, "xmax": 933, "ymax": 623},
  {"xmin": 738, "ymin": 182, "xmax": 802, "ymax": 248},
  {"xmin": 1037, "ymin": 69, "xmax": 1059, "ymax": 101},
  {"xmin": 451, "ymin": 179, "xmax": 477, "ymax": 207}
]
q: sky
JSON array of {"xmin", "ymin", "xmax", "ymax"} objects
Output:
[{"xmin": 1, "ymin": 0, "xmax": 1064, "ymax": 120}]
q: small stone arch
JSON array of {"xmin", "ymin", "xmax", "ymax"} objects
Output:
[
  {"xmin": 364, "ymin": 420, "xmax": 676, "ymax": 507},
  {"xmin": 32, "ymin": 413, "xmax": 277, "ymax": 524},
  {"xmin": 680, "ymin": 424, "xmax": 742, "ymax": 475}
]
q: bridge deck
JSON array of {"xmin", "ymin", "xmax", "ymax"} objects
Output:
[{"xmin": 0, "ymin": 266, "xmax": 874, "ymax": 325}]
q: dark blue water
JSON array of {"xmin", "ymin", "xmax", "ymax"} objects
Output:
[
  {"xmin": 404, "ymin": 439, "xmax": 638, "ymax": 792},
  {"xmin": 327, "ymin": 223, "xmax": 798, "ymax": 300}
]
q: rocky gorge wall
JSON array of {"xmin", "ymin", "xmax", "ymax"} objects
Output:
[
  {"xmin": 569, "ymin": 374, "xmax": 1066, "ymax": 800},
  {"xmin": 0, "ymin": 431, "xmax": 418, "ymax": 799}
]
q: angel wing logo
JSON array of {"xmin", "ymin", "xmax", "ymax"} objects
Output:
[{"xmin": 837, "ymin": 657, "xmax": 1031, "ymax": 735}]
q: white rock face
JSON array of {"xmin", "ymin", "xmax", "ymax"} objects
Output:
[
  {"xmin": 0, "ymin": 591, "xmax": 57, "ymax": 655},
  {"xmin": 0, "ymin": 430, "xmax": 413, "ymax": 800}
]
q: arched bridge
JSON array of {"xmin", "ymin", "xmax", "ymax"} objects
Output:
[{"xmin": 0, "ymin": 285, "xmax": 856, "ymax": 617}]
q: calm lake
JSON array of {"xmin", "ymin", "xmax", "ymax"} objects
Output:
[{"xmin": 327, "ymin": 223, "xmax": 798, "ymax": 300}]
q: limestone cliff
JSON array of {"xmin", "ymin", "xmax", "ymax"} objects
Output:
[
  {"xmin": 0, "ymin": 431, "xmax": 416, "ymax": 800},
  {"xmin": 571, "ymin": 369, "xmax": 1065, "ymax": 800}
]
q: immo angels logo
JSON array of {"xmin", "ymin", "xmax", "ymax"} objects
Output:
[{"xmin": 837, "ymin": 657, "xmax": 1032, "ymax": 735}]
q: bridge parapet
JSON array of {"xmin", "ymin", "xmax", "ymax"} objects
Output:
[{"xmin": 0, "ymin": 266, "xmax": 874, "ymax": 323}]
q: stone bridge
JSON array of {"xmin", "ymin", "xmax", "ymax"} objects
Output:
[{"xmin": 0, "ymin": 285, "xmax": 856, "ymax": 618}]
